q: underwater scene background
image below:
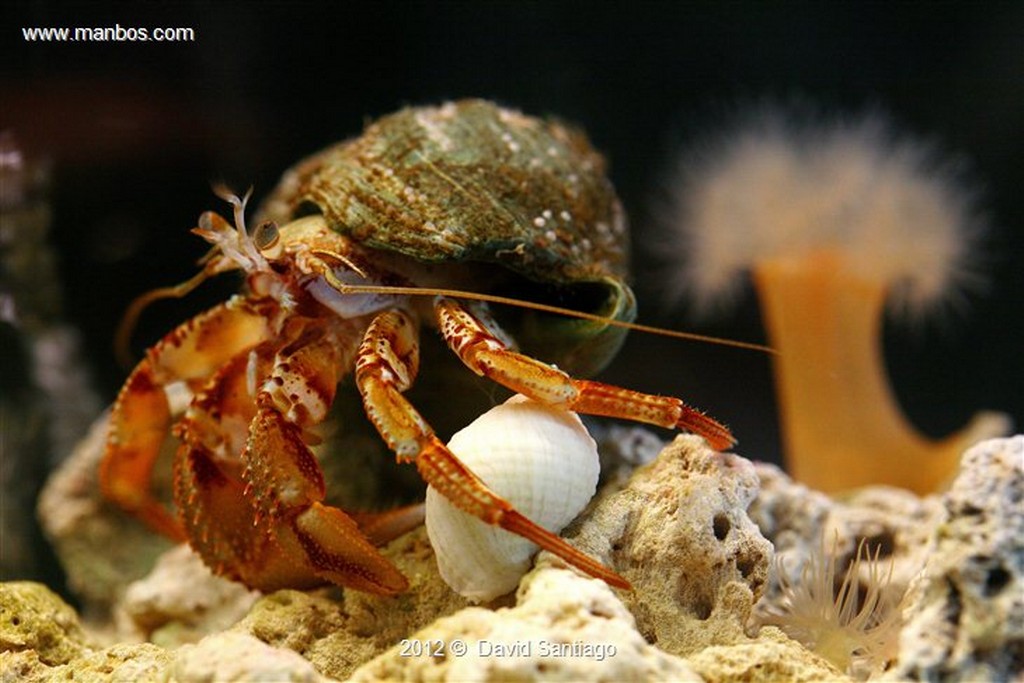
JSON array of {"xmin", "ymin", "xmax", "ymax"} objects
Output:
[{"xmin": 2, "ymin": 8, "xmax": 1023, "ymax": 677}]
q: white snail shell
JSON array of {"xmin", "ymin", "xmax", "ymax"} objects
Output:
[{"xmin": 425, "ymin": 394, "xmax": 600, "ymax": 602}]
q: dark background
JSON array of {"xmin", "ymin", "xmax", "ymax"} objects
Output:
[{"xmin": 4, "ymin": 1, "xmax": 1022, "ymax": 466}]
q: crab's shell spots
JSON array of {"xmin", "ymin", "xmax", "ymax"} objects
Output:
[{"xmin": 425, "ymin": 395, "xmax": 600, "ymax": 602}]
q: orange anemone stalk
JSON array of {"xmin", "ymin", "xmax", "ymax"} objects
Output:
[{"xmin": 666, "ymin": 110, "xmax": 1010, "ymax": 494}]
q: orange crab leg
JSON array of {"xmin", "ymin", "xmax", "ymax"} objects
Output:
[
  {"xmin": 355, "ymin": 309, "xmax": 630, "ymax": 590},
  {"xmin": 100, "ymin": 298, "xmax": 272, "ymax": 539},
  {"xmin": 347, "ymin": 505, "xmax": 427, "ymax": 547},
  {"xmin": 434, "ymin": 297, "xmax": 736, "ymax": 450},
  {"xmin": 101, "ymin": 360, "xmax": 186, "ymax": 540}
]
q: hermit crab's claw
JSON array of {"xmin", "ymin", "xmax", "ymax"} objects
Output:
[
  {"xmin": 103, "ymin": 298, "xmax": 273, "ymax": 538},
  {"xmin": 246, "ymin": 392, "xmax": 410, "ymax": 593},
  {"xmin": 174, "ymin": 392, "xmax": 409, "ymax": 594},
  {"xmin": 173, "ymin": 318, "xmax": 411, "ymax": 595}
]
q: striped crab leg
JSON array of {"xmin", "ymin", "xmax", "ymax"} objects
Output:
[
  {"xmin": 354, "ymin": 308, "xmax": 631, "ymax": 589},
  {"xmin": 434, "ymin": 296, "xmax": 735, "ymax": 450}
]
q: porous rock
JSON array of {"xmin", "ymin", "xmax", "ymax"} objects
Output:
[
  {"xmin": 0, "ymin": 581, "xmax": 88, "ymax": 666},
  {"xmin": 236, "ymin": 526, "xmax": 471, "ymax": 680},
  {"xmin": 47, "ymin": 643, "xmax": 172, "ymax": 682},
  {"xmin": 0, "ymin": 649, "xmax": 50, "ymax": 682},
  {"xmin": 236, "ymin": 590, "xmax": 351, "ymax": 671},
  {"xmin": 1, "ymin": 643, "xmax": 172, "ymax": 683},
  {"xmin": 558, "ymin": 435, "xmax": 773, "ymax": 656},
  {"xmin": 0, "ymin": 582, "xmax": 172, "ymax": 682},
  {"xmin": 686, "ymin": 625, "xmax": 848, "ymax": 682},
  {"xmin": 349, "ymin": 567, "xmax": 701, "ymax": 682},
  {"xmin": 3, "ymin": 643, "xmax": 173, "ymax": 683},
  {"xmin": 886, "ymin": 436, "xmax": 1024, "ymax": 681},
  {"xmin": 117, "ymin": 543, "xmax": 259, "ymax": 646},
  {"xmin": 750, "ymin": 460, "xmax": 943, "ymax": 620}
]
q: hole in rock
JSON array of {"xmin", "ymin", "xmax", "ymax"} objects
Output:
[{"xmin": 713, "ymin": 514, "xmax": 730, "ymax": 541}]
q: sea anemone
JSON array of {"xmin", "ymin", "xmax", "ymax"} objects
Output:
[
  {"xmin": 759, "ymin": 536, "xmax": 903, "ymax": 679},
  {"xmin": 665, "ymin": 107, "xmax": 1010, "ymax": 493}
]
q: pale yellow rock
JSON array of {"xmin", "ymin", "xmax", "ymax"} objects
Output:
[
  {"xmin": 349, "ymin": 567, "xmax": 702, "ymax": 682},
  {"xmin": 557, "ymin": 435, "xmax": 773, "ymax": 656},
  {"xmin": 171, "ymin": 632, "xmax": 330, "ymax": 682},
  {"xmin": 118, "ymin": 544, "xmax": 258, "ymax": 646},
  {"xmin": 235, "ymin": 526, "xmax": 470, "ymax": 680},
  {"xmin": 1, "ymin": 649, "xmax": 49, "ymax": 683},
  {"xmin": 0, "ymin": 580, "xmax": 175, "ymax": 681},
  {"xmin": 236, "ymin": 590, "xmax": 351, "ymax": 663},
  {"xmin": 686, "ymin": 626, "xmax": 849, "ymax": 682},
  {"xmin": 51, "ymin": 643, "xmax": 172, "ymax": 682},
  {"xmin": 3, "ymin": 643, "xmax": 174, "ymax": 683}
]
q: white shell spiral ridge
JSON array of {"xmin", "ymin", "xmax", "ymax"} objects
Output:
[{"xmin": 425, "ymin": 394, "xmax": 600, "ymax": 602}]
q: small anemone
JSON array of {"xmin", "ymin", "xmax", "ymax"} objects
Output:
[{"xmin": 758, "ymin": 536, "xmax": 903, "ymax": 680}]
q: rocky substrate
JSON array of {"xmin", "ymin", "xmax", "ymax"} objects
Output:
[{"xmin": 5, "ymin": 414, "xmax": 1021, "ymax": 681}]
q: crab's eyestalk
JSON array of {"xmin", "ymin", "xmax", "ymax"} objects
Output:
[
  {"xmin": 253, "ymin": 220, "xmax": 283, "ymax": 259},
  {"xmin": 193, "ymin": 185, "xmax": 273, "ymax": 274},
  {"xmin": 665, "ymin": 108, "xmax": 1011, "ymax": 494}
]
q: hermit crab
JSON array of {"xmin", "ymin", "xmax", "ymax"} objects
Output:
[{"xmin": 100, "ymin": 99, "xmax": 737, "ymax": 596}]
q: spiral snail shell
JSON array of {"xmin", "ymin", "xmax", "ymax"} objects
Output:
[{"xmin": 425, "ymin": 395, "xmax": 600, "ymax": 602}]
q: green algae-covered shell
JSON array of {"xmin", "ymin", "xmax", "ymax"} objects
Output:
[{"xmin": 261, "ymin": 99, "xmax": 635, "ymax": 376}]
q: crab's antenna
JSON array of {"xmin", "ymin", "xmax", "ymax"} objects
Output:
[
  {"xmin": 310, "ymin": 252, "xmax": 773, "ymax": 354},
  {"xmin": 114, "ymin": 268, "xmax": 212, "ymax": 368}
]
